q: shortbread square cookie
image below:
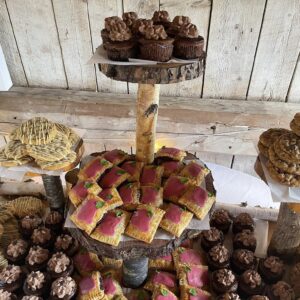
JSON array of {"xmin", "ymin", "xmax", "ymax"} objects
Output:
[
  {"xmin": 140, "ymin": 165, "xmax": 164, "ymax": 186},
  {"xmin": 161, "ymin": 161, "xmax": 184, "ymax": 178},
  {"xmin": 149, "ymin": 254, "xmax": 174, "ymax": 271},
  {"xmin": 178, "ymin": 186, "xmax": 215, "ymax": 220},
  {"xmin": 121, "ymin": 160, "xmax": 144, "ymax": 182},
  {"xmin": 125, "ymin": 205, "xmax": 165, "ymax": 244},
  {"xmin": 152, "ymin": 285, "xmax": 178, "ymax": 300},
  {"xmin": 156, "ymin": 147, "xmax": 186, "ymax": 161},
  {"xmin": 98, "ymin": 188, "xmax": 123, "ymax": 210},
  {"xmin": 102, "ymin": 257, "xmax": 123, "ymax": 269},
  {"xmin": 118, "ymin": 182, "xmax": 140, "ymax": 210},
  {"xmin": 78, "ymin": 157, "xmax": 113, "ymax": 181},
  {"xmin": 179, "ymin": 161, "xmax": 209, "ymax": 185},
  {"xmin": 172, "ymin": 247, "xmax": 206, "ymax": 271},
  {"xmin": 144, "ymin": 271, "xmax": 178, "ymax": 294},
  {"xmin": 99, "ymin": 166, "xmax": 130, "ymax": 188},
  {"xmin": 159, "ymin": 204, "xmax": 193, "ymax": 237},
  {"xmin": 103, "ymin": 149, "xmax": 129, "ymax": 165},
  {"xmin": 69, "ymin": 181, "xmax": 102, "ymax": 207},
  {"xmin": 163, "ymin": 176, "xmax": 191, "ymax": 203},
  {"xmin": 70, "ymin": 194, "xmax": 107, "ymax": 234},
  {"xmin": 78, "ymin": 271, "xmax": 105, "ymax": 300},
  {"xmin": 140, "ymin": 186, "xmax": 163, "ymax": 207},
  {"xmin": 91, "ymin": 209, "xmax": 131, "ymax": 246},
  {"xmin": 178, "ymin": 265, "xmax": 209, "ymax": 289}
]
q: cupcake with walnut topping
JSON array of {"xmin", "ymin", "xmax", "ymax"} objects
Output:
[
  {"xmin": 47, "ymin": 252, "xmax": 74, "ymax": 279},
  {"xmin": 122, "ymin": 12, "xmax": 138, "ymax": 29},
  {"xmin": 54, "ymin": 234, "xmax": 79, "ymax": 257},
  {"xmin": 21, "ymin": 296, "xmax": 43, "ymax": 300},
  {"xmin": 167, "ymin": 15, "xmax": 191, "ymax": 38},
  {"xmin": 0, "ymin": 289, "xmax": 17, "ymax": 300},
  {"xmin": 26, "ymin": 246, "xmax": 49, "ymax": 272},
  {"xmin": 139, "ymin": 25, "xmax": 174, "ymax": 62},
  {"xmin": 45, "ymin": 210, "xmax": 64, "ymax": 232},
  {"xmin": 20, "ymin": 215, "xmax": 42, "ymax": 238},
  {"xmin": 5, "ymin": 239, "xmax": 29, "ymax": 265},
  {"xmin": 174, "ymin": 23, "xmax": 204, "ymax": 59},
  {"xmin": 23, "ymin": 271, "xmax": 50, "ymax": 297},
  {"xmin": 31, "ymin": 227, "xmax": 54, "ymax": 248},
  {"xmin": 50, "ymin": 276, "xmax": 77, "ymax": 300},
  {"xmin": 132, "ymin": 19, "xmax": 153, "ymax": 38},
  {"xmin": 152, "ymin": 10, "xmax": 171, "ymax": 29},
  {"xmin": 101, "ymin": 16, "xmax": 122, "ymax": 44},
  {"xmin": 0, "ymin": 264, "xmax": 25, "ymax": 292}
]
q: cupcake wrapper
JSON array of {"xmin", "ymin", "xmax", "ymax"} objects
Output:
[
  {"xmin": 174, "ymin": 40, "xmax": 204, "ymax": 59},
  {"xmin": 139, "ymin": 43, "xmax": 173, "ymax": 62},
  {"xmin": 106, "ymin": 43, "xmax": 137, "ymax": 61}
]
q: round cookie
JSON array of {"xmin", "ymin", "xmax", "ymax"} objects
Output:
[
  {"xmin": 269, "ymin": 144, "xmax": 300, "ymax": 175},
  {"xmin": 258, "ymin": 141, "xmax": 269, "ymax": 157},
  {"xmin": 274, "ymin": 132, "xmax": 300, "ymax": 163},
  {"xmin": 266, "ymin": 160, "xmax": 300, "ymax": 187},
  {"xmin": 4, "ymin": 140, "xmax": 27, "ymax": 159},
  {"xmin": 293, "ymin": 113, "xmax": 300, "ymax": 126},
  {"xmin": 259, "ymin": 128, "xmax": 290, "ymax": 147},
  {"xmin": 290, "ymin": 119, "xmax": 300, "ymax": 136}
]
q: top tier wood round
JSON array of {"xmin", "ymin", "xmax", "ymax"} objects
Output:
[{"xmin": 98, "ymin": 58, "xmax": 205, "ymax": 84}]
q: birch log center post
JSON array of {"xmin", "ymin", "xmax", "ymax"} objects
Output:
[{"xmin": 98, "ymin": 60, "xmax": 204, "ymax": 287}]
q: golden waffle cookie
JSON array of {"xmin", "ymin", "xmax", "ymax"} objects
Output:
[
  {"xmin": 0, "ymin": 148, "xmax": 32, "ymax": 167},
  {"xmin": 274, "ymin": 132, "xmax": 300, "ymax": 163},
  {"xmin": 266, "ymin": 160, "xmax": 300, "ymax": 187},
  {"xmin": 269, "ymin": 144, "xmax": 300, "ymax": 175},
  {"xmin": 26, "ymin": 131, "xmax": 72, "ymax": 162},
  {"xmin": 4, "ymin": 140, "xmax": 27, "ymax": 159},
  {"xmin": 290, "ymin": 119, "xmax": 300, "ymax": 137},
  {"xmin": 7, "ymin": 196, "xmax": 47, "ymax": 218},
  {"xmin": 259, "ymin": 128, "xmax": 290, "ymax": 147},
  {"xmin": 15, "ymin": 117, "xmax": 57, "ymax": 145},
  {"xmin": 36, "ymin": 151, "xmax": 77, "ymax": 170},
  {"xmin": 68, "ymin": 129, "xmax": 81, "ymax": 147},
  {"xmin": 258, "ymin": 141, "xmax": 269, "ymax": 158}
]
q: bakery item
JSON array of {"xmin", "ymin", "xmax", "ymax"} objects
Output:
[
  {"xmin": 23, "ymin": 271, "xmax": 50, "ymax": 297},
  {"xmin": 149, "ymin": 254, "xmax": 174, "ymax": 271},
  {"xmin": 156, "ymin": 147, "xmax": 186, "ymax": 162},
  {"xmin": 31, "ymin": 227, "xmax": 54, "ymax": 248},
  {"xmin": 232, "ymin": 213, "xmax": 254, "ymax": 234},
  {"xmin": 19, "ymin": 215, "xmax": 42, "ymax": 237},
  {"xmin": 274, "ymin": 132, "xmax": 300, "ymax": 163},
  {"xmin": 101, "ymin": 257, "xmax": 123, "ymax": 269},
  {"xmin": 25, "ymin": 246, "xmax": 49, "ymax": 272},
  {"xmin": 120, "ymin": 160, "xmax": 144, "ymax": 182},
  {"xmin": 91, "ymin": 209, "xmax": 131, "ymax": 246},
  {"xmin": 172, "ymin": 247, "xmax": 205, "ymax": 270},
  {"xmin": 174, "ymin": 24, "xmax": 204, "ymax": 59},
  {"xmin": 35, "ymin": 151, "xmax": 77, "ymax": 170},
  {"xmin": 209, "ymin": 209, "xmax": 232, "ymax": 234},
  {"xmin": 289, "ymin": 262, "xmax": 300, "ymax": 290},
  {"xmin": 163, "ymin": 176, "xmax": 191, "ymax": 203},
  {"xmin": 231, "ymin": 249, "xmax": 256, "ymax": 275},
  {"xmin": 102, "ymin": 16, "xmax": 123, "ymax": 44},
  {"xmin": 140, "ymin": 186, "xmax": 163, "ymax": 207},
  {"xmin": 127, "ymin": 289, "xmax": 151, "ymax": 300},
  {"xmin": 207, "ymin": 244, "xmax": 230, "ymax": 271},
  {"xmin": 0, "ymin": 289, "xmax": 18, "ymax": 300},
  {"xmin": 103, "ymin": 275, "xmax": 123, "ymax": 299},
  {"xmin": 211, "ymin": 268, "xmax": 238, "ymax": 294},
  {"xmin": 103, "ymin": 149, "xmax": 129, "ymax": 166},
  {"xmin": 248, "ymin": 296, "xmax": 270, "ymax": 300},
  {"xmin": 78, "ymin": 271, "xmax": 105, "ymax": 300},
  {"xmin": 160, "ymin": 161, "xmax": 184, "ymax": 178},
  {"xmin": 50, "ymin": 276, "xmax": 77, "ymax": 300},
  {"xmin": 233, "ymin": 229, "xmax": 257, "ymax": 252},
  {"xmin": 167, "ymin": 16, "xmax": 191, "ymax": 38},
  {"xmin": 118, "ymin": 182, "xmax": 140, "ymax": 210},
  {"xmin": 125, "ymin": 205, "xmax": 165, "ymax": 243},
  {"xmin": 152, "ymin": 285, "xmax": 178, "ymax": 300},
  {"xmin": 73, "ymin": 250, "xmax": 103, "ymax": 277},
  {"xmin": 216, "ymin": 293, "xmax": 241, "ymax": 300},
  {"xmin": 0, "ymin": 149, "xmax": 32, "ymax": 167},
  {"xmin": 45, "ymin": 210, "xmax": 64, "ymax": 232},
  {"xmin": 259, "ymin": 128, "xmax": 290, "ymax": 149},
  {"xmin": 265, "ymin": 281, "xmax": 295, "ymax": 300},
  {"xmin": 132, "ymin": 19, "xmax": 153, "ymax": 38},
  {"xmin": 47, "ymin": 252, "xmax": 74, "ymax": 279},
  {"xmin": 258, "ymin": 256, "xmax": 285, "ymax": 284},
  {"xmin": 122, "ymin": 12, "xmax": 138, "ymax": 28},
  {"xmin": 238, "ymin": 270, "xmax": 264, "ymax": 298},
  {"xmin": 179, "ymin": 161, "xmax": 209, "ymax": 185},
  {"xmin": 178, "ymin": 186, "xmax": 215, "ymax": 220},
  {"xmin": 0, "ymin": 264, "xmax": 24, "ymax": 292},
  {"xmin": 5, "ymin": 239, "xmax": 29, "ymax": 265},
  {"xmin": 99, "ymin": 166, "xmax": 130, "ymax": 188},
  {"xmin": 54, "ymin": 234, "xmax": 79, "ymax": 257},
  {"xmin": 4, "ymin": 140, "xmax": 27, "ymax": 159},
  {"xmin": 200, "ymin": 227, "xmax": 224, "ymax": 252},
  {"xmin": 140, "ymin": 165, "xmax": 164, "ymax": 186},
  {"xmin": 178, "ymin": 264, "xmax": 209, "ymax": 289},
  {"xmin": 152, "ymin": 11, "xmax": 171, "ymax": 29},
  {"xmin": 290, "ymin": 119, "xmax": 300, "ymax": 136},
  {"xmin": 98, "ymin": 187, "xmax": 123, "ymax": 210},
  {"xmin": 258, "ymin": 141, "xmax": 269, "ymax": 158},
  {"xmin": 144, "ymin": 271, "xmax": 178, "ymax": 294},
  {"xmin": 180, "ymin": 286, "xmax": 211, "ymax": 300},
  {"xmin": 139, "ymin": 25, "xmax": 174, "ymax": 62}
]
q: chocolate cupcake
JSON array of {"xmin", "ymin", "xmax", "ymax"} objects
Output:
[
  {"xmin": 210, "ymin": 209, "xmax": 232, "ymax": 233},
  {"xmin": 167, "ymin": 16, "xmax": 191, "ymax": 38},
  {"xmin": 211, "ymin": 268, "xmax": 238, "ymax": 294},
  {"xmin": 101, "ymin": 16, "xmax": 122, "ymax": 44},
  {"xmin": 21, "ymin": 296, "xmax": 43, "ymax": 300},
  {"xmin": 231, "ymin": 249, "xmax": 256, "ymax": 275},
  {"xmin": 216, "ymin": 293, "xmax": 241, "ymax": 300},
  {"xmin": 54, "ymin": 234, "xmax": 79, "ymax": 257},
  {"xmin": 105, "ymin": 21, "xmax": 137, "ymax": 61},
  {"xmin": 207, "ymin": 244, "xmax": 230, "ymax": 271},
  {"xmin": 20, "ymin": 215, "xmax": 42, "ymax": 237},
  {"xmin": 5, "ymin": 239, "xmax": 29, "ymax": 264},
  {"xmin": 50, "ymin": 276, "xmax": 77, "ymax": 300},
  {"xmin": 45, "ymin": 210, "xmax": 64, "ymax": 232},
  {"xmin": 0, "ymin": 289, "xmax": 17, "ymax": 300},
  {"xmin": 233, "ymin": 230, "xmax": 257, "ymax": 252},
  {"xmin": 26, "ymin": 246, "xmax": 49, "ymax": 272},
  {"xmin": 0, "ymin": 265, "xmax": 24, "ymax": 292},
  {"xmin": 23, "ymin": 271, "xmax": 50, "ymax": 297},
  {"xmin": 132, "ymin": 19, "xmax": 153, "ymax": 38},
  {"xmin": 47, "ymin": 252, "xmax": 74, "ymax": 279},
  {"xmin": 139, "ymin": 25, "xmax": 174, "ymax": 62},
  {"xmin": 201, "ymin": 227, "xmax": 224, "ymax": 251},
  {"xmin": 290, "ymin": 262, "xmax": 300, "ymax": 290},
  {"xmin": 122, "ymin": 12, "xmax": 138, "ymax": 29},
  {"xmin": 258, "ymin": 256, "xmax": 284, "ymax": 284},
  {"xmin": 238, "ymin": 270, "xmax": 264, "ymax": 298},
  {"xmin": 152, "ymin": 10, "xmax": 171, "ymax": 29},
  {"xmin": 265, "ymin": 281, "xmax": 295, "ymax": 300},
  {"xmin": 174, "ymin": 23, "xmax": 204, "ymax": 59},
  {"xmin": 232, "ymin": 213, "xmax": 254, "ymax": 234},
  {"xmin": 31, "ymin": 227, "xmax": 54, "ymax": 248},
  {"xmin": 248, "ymin": 296, "xmax": 270, "ymax": 300}
]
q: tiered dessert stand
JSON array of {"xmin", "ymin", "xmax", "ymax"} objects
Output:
[{"xmin": 69, "ymin": 57, "xmax": 212, "ymax": 288}]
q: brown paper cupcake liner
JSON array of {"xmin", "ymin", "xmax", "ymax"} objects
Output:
[
  {"xmin": 174, "ymin": 37, "xmax": 204, "ymax": 59},
  {"xmin": 139, "ymin": 41, "xmax": 174, "ymax": 62},
  {"xmin": 105, "ymin": 41, "xmax": 138, "ymax": 61}
]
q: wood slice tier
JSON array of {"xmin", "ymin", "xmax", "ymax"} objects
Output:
[
  {"xmin": 98, "ymin": 57, "xmax": 205, "ymax": 84},
  {"xmin": 69, "ymin": 171, "xmax": 216, "ymax": 260}
]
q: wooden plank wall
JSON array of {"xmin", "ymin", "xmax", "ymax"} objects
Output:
[{"xmin": 0, "ymin": 0, "xmax": 299, "ymax": 101}]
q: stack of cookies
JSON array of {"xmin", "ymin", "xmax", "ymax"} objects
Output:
[
  {"xmin": 258, "ymin": 114, "xmax": 300, "ymax": 187},
  {"xmin": 0, "ymin": 117, "xmax": 80, "ymax": 171}
]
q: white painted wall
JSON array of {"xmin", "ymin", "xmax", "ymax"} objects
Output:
[{"xmin": 0, "ymin": 44, "xmax": 12, "ymax": 91}]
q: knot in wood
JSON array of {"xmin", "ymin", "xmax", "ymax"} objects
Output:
[{"xmin": 144, "ymin": 104, "xmax": 158, "ymax": 117}]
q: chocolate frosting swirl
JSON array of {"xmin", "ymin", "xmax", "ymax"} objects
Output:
[
  {"xmin": 108, "ymin": 21, "xmax": 132, "ymax": 42},
  {"xmin": 51, "ymin": 276, "xmax": 76, "ymax": 298},
  {"xmin": 132, "ymin": 19, "xmax": 153, "ymax": 35},
  {"xmin": 122, "ymin": 12, "xmax": 138, "ymax": 27},
  {"xmin": 0, "ymin": 289, "xmax": 13, "ymax": 300},
  {"xmin": 211, "ymin": 209, "xmax": 231, "ymax": 224},
  {"xmin": 55, "ymin": 234, "xmax": 73, "ymax": 251},
  {"xmin": 234, "ymin": 230, "xmax": 256, "ymax": 247},
  {"xmin": 46, "ymin": 211, "xmax": 63, "ymax": 225},
  {"xmin": 31, "ymin": 227, "xmax": 51, "ymax": 244},
  {"xmin": 242, "ymin": 270, "xmax": 261, "ymax": 289},
  {"xmin": 104, "ymin": 16, "xmax": 122, "ymax": 31},
  {"xmin": 47, "ymin": 252, "xmax": 70, "ymax": 273},
  {"xmin": 178, "ymin": 23, "xmax": 199, "ymax": 38},
  {"xmin": 0, "ymin": 265, "xmax": 22, "ymax": 284},
  {"xmin": 214, "ymin": 269, "xmax": 236, "ymax": 287},
  {"xmin": 7, "ymin": 239, "xmax": 28, "ymax": 258},
  {"xmin": 152, "ymin": 10, "xmax": 170, "ymax": 23},
  {"xmin": 21, "ymin": 215, "xmax": 42, "ymax": 230},
  {"xmin": 144, "ymin": 25, "xmax": 168, "ymax": 40},
  {"xmin": 26, "ymin": 246, "xmax": 49, "ymax": 266},
  {"xmin": 202, "ymin": 227, "xmax": 221, "ymax": 241},
  {"xmin": 26, "ymin": 271, "xmax": 45, "ymax": 291},
  {"xmin": 263, "ymin": 256, "xmax": 284, "ymax": 274},
  {"xmin": 234, "ymin": 249, "xmax": 254, "ymax": 265},
  {"xmin": 209, "ymin": 244, "xmax": 229, "ymax": 263}
]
